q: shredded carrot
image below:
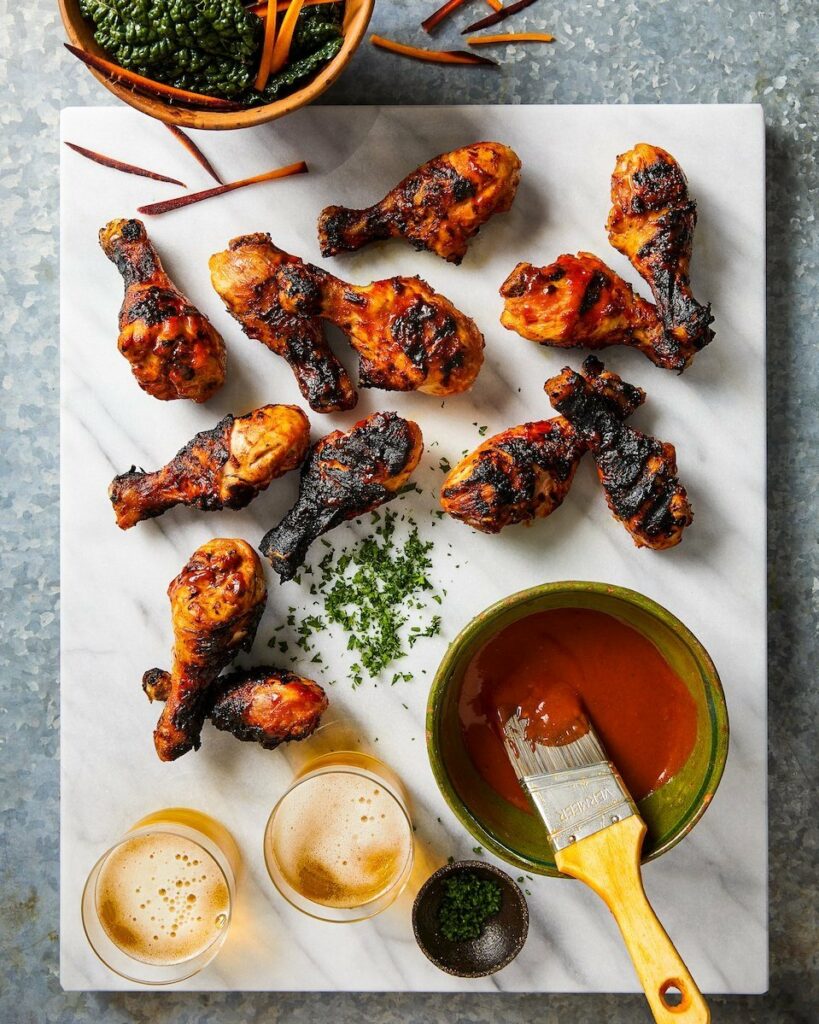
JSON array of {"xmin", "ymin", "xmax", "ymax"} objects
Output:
[
  {"xmin": 64, "ymin": 142, "xmax": 186, "ymax": 186},
  {"xmin": 255, "ymin": 0, "xmax": 278, "ymax": 90},
  {"xmin": 270, "ymin": 0, "xmax": 306, "ymax": 75},
  {"xmin": 164, "ymin": 125, "xmax": 223, "ymax": 184},
  {"xmin": 463, "ymin": 0, "xmax": 539, "ymax": 34},
  {"xmin": 467, "ymin": 31, "xmax": 554, "ymax": 44},
  {"xmin": 63, "ymin": 44, "xmax": 242, "ymax": 110},
  {"xmin": 422, "ymin": 0, "xmax": 470, "ymax": 34},
  {"xmin": 137, "ymin": 161, "xmax": 308, "ymax": 216},
  {"xmin": 370, "ymin": 34, "xmax": 498, "ymax": 66},
  {"xmin": 485, "ymin": 0, "xmax": 504, "ymax": 10}
]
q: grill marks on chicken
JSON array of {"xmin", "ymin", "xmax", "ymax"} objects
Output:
[
  {"xmin": 211, "ymin": 234, "xmax": 485, "ymax": 404},
  {"xmin": 143, "ymin": 666, "xmax": 328, "ymax": 751},
  {"xmin": 109, "ymin": 404, "xmax": 310, "ymax": 530},
  {"xmin": 500, "ymin": 252, "xmax": 691, "ymax": 371},
  {"xmin": 317, "ymin": 142, "xmax": 521, "ymax": 264},
  {"xmin": 209, "ymin": 233, "xmax": 357, "ymax": 414},
  {"xmin": 260, "ymin": 411, "xmax": 423, "ymax": 580},
  {"xmin": 545, "ymin": 357, "xmax": 693, "ymax": 549},
  {"xmin": 148, "ymin": 539, "xmax": 267, "ymax": 761},
  {"xmin": 607, "ymin": 143, "xmax": 714, "ymax": 363},
  {"xmin": 100, "ymin": 219, "xmax": 226, "ymax": 402},
  {"xmin": 440, "ymin": 364, "xmax": 644, "ymax": 533}
]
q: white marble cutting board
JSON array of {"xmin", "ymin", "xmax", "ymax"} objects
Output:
[{"xmin": 60, "ymin": 105, "xmax": 767, "ymax": 993}]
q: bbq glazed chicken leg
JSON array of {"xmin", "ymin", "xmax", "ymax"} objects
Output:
[
  {"xmin": 150, "ymin": 539, "xmax": 267, "ymax": 761},
  {"xmin": 209, "ymin": 234, "xmax": 357, "ymax": 413},
  {"xmin": 317, "ymin": 142, "xmax": 522, "ymax": 264},
  {"xmin": 100, "ymin": 219, "xmax": 226, "ymax": 402},
  {"xmin": 500, "ymin": 252, "xmax": 691, "ymax": 372},
  {"xmin": 441, "ymin": 364, "xmax": 645, "ymax": 532},
  {"xmin": 143, "ymin": 666, "xmax": 328, "ymax": 751},
  {"xmin": 545, "ymin": 357, "xmax": 693, "ymax": 549},
  {"xmin": 275, "ymin": 256, "xmax": 485, "ymax": 395},
  {"xmin": 607, "ymin": 144, "xmax": 714, "ymax": 363},
  {"xmin": 260, "ymin": 411, "xmax": 423, "ymax": 580},
  {"xmin": 109, "ymin": 404, "xmax": 310, "ymax": 530}
]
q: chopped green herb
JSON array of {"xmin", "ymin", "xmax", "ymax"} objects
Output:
[{"xmin": 437, "ymin": 872, "xmax": 502, "ymax": 942}]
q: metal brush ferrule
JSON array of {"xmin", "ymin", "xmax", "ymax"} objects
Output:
[{"xmin": 522, "ymin": 761, "xmax": 637, "ymax": 852}]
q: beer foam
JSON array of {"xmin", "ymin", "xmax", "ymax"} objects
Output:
[
  {"xmin": 95, "ymin": 832, "xmax": 230, "ymax": 966},
  {"xmin": 269, "ymin": 771, "xmax": 412, "ymax": 909}
]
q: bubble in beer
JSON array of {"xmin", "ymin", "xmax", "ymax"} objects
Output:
[{"xmin": 95, "ymin": 833, "xmax": 230, "ymax": 966}]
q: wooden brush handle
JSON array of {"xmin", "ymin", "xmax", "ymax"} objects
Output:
[{"xmin": 555, "ymin": 815, "xmax": 709, "ymax": 1024}]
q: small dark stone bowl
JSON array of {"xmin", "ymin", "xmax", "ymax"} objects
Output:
[{"xmin": 412, "ymin": 860, "xmax": 529, "ymax": 978}]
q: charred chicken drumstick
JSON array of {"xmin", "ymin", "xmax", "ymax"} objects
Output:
[
  {"xmin": 260, "ymin": 411, "xmax": 423, "ymax": 581},
  {"xmin": 274, "ymin": 248, "xmax": 485, "ymax": 395},
  {"xmin": 143, "ymin": 666, "xmax": 328, "ymax": 751},
  {"xmin": 545, "ymin": 357, "xmax": 693, "ymax": 549},
  {"xmin": 317, "ymin": 142, "xmax": 521, "ymax": 264},
  {"xmin": 210, "ymin": 234, "xmax": 357, "ymax": 414},
  {"xmin": 500, "ymin": 252, "xmax": 690, "ymax": 371},
  {"xmin": 109, "ymin": 404, "xmax": 310, "ymax": 530},
  {"xmin": 607, "ymin": 143, "xmax": 714, "ymax": 365},
  {"xmin": 148, "ymin": 539, "xmax": 267, "ymax": 761},
  {"xmin": 100, "ymin": 219, "xmax": 226, "ymax": 402},
  {"xmin": 441, "ymin": 364, "xmax": 644, "ymax": 532}
]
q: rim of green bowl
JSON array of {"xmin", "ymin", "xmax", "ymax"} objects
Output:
[{"xmin": 426, "ymin": 580, "xmax": 729, "ymax": 876}]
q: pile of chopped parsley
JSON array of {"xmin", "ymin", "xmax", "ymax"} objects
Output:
[
  {"xmin": 268, "ymin": 509, "xmax": 443, "ymax": 689},
  {"xmin": 437, "ymin": 872, "xmax": 503, "ymax": 942}
]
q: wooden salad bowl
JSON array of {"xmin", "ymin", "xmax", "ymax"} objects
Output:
[{"xmin": 58, "ymin": 0, "xmax": 374, "ymax": 131}]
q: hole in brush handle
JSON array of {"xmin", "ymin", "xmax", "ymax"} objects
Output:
[{"xmin": 660, "ymin": 978, "xmax": 687, "ymax": 1011}]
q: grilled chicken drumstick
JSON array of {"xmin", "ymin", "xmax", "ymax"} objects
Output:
[
  {"xmin": 210, "ymin": 234, "xmax": 357, "ymax": 413},
  {"xmin": 149, "ymin": 539, "xmax": 267, "ymax": 761},
  {"xmin": 607, "ymin": 144, "xmax": 714, "ymax": 365},
  {"xmin": 500, "ymin": 252, "xmax": 690, "ymax": 371},
  {"xmin": 317, "ymin": 142, "xmax": 521, "ymax": 264},
  {"xmin": 100, "ymin": 219, "xmax": 226, "ymax": 402},
  {"xmin": 143, "ymin": 666, "xmax": 328, "ymax": 751},
  {"xmin": 260, "ymin": 411, "xmax": 423, "ymax": 581},
  {"xmin": 109, "ymin": 404, "xmax": 310, "ymax": 530},
  {"xmin": 276, "ymin": 255, "xmax": 485, "ymax": 396},
  {"xmin": 441, "ymin": 364, "xmax": 644, "ymax": 532},
  {"xmin": 545, "ymin": 357, "xmax": 693, "ymax": 549}
]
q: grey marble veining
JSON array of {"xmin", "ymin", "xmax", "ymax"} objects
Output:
[{"xmin": 0, "ymin": 2, "xmax": 816, "ymax": 1023}]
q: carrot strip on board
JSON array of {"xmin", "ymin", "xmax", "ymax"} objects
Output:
[
  {"xmin": 137, "ymin": 161, "xmax": 308, "ymax": 216},
  {"xmin": 467, "ymin": 31, "xmax": 554, "ymax": 43},
  {"xmin": 370, "ymin": 35, "xmax": 498, "ymax": 66},
  {"xmin": 63, "ymin": 44, "xmax": 243, "ymax": 110},
  {"xmin": 422, "ymin": 0, "xmax": 470, "ymax": 34},
  {"xmin": 64, "ymin": 142, "xmax": 186, "ymax": 186},
  {"xmin": 485, "ymin": 0, "xmax": 504, "ymax": 10},
  {"xmin": 255, "ymin": 0, "xmax": 278, "ymax": 89},
  {"xmin": 270, "ymin": 0, "xmax": 306, "ymax": 74},
  {"xmin": 462, "ymin": 0, "xmax": 538, "ymax": 34},
  {"xmin": 164, "ymin": 125, "xmax": 223, "ymax": 184}
]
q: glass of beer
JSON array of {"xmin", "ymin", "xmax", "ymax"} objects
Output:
[
  {"xmin": 81, "ymin": 808, "xmax": 239, "ymax": 984},
  {"xmin": 264, "ymin": 751, "xmax": 414, "ymax": 922}
]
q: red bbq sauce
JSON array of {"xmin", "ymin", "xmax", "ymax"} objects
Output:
[{"xmin": 458, "ymin": 608, "xmax": 698, "ymax": 814}]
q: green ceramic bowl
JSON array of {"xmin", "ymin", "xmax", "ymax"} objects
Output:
[{"xmin": 426, "ymin": 582, "xmax": 729, "ymax": 877}]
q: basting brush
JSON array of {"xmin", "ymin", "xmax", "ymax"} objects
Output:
[{"xmin": 502, "ymin": 709, "xmax": 710, "ymax": 1023}]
